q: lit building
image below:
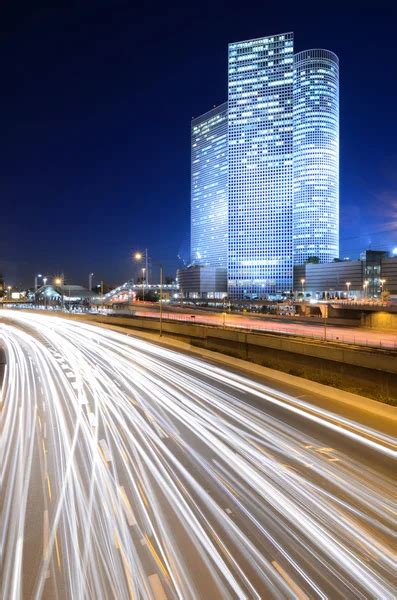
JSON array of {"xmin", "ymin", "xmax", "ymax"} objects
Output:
[
  {"xmin": 177, "ymin": 264, "xmax": 227, "ymax": 300},
  {"xmin": 191, "ymin": 103, "xmax": 228, "ymax": 267},
  {"xmin": 293, "ymin": 50, "xmax": 339, "ymax": 264},
  {"xmin": 294, "ymin": 250, "xmax": 397, "ymax": 297},
  {"xmin": 188, "ymin": 33, "xmax": 340, "ymax": 301},
  {"xmin": 228, "ymin": 32, "xmax": 294, "ymax": 299}
]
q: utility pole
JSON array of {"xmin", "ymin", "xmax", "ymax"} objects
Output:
[
  {"xmin": 160, "ymin": 265, "xmax": 163, "ymax": 337},
  {"xmin": 89, "ymin": 273, "xmax": 94, "ymax": 292},
  {"xmin": 145, "ymin": 248, "xmax": 149, "ymax": 287}
]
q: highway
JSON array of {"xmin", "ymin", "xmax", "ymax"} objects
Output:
[
  {"xmin": 1, "ymin": 310, "xmax": 396, "ymax": 600},
  {"xmin": 130, "ymin": 307, "xmax": 397, "ymax": 349}
]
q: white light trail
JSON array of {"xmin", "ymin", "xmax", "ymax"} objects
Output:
[{"xmin": 0, "ymin": 310, "xmax": 395, "ymax": 599}]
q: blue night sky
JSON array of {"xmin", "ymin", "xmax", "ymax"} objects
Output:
[{"xmin": 1, "ymin": 1, "xmax": 396, "ymax": 287}]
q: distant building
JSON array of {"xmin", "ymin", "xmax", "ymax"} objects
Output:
[
  {"xmin": 191, "ymin": 103, "xmax": 228, "ymax": 268},
  {"xmin": 293, "ymin": 50, "xmax": 339, "ymax": 264},
  {"xmin": 294, "ymin": 250, "xmax": 397, "ymax": 297},
  {"xmin": 34, "ymin": 284, "xmax": 97, "ymax": 305},
  {"xmin": 188, "ymin": 32, "xmax": 340, "ymax": 301},
  {"xmin": 228, "ymin": 33, "xmax": 294, "ymax": 299},
  {"xmin": 177, "ymin": 265, "xmax": 227, "ymax": 300}
]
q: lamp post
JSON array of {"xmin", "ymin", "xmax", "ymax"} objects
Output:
[
  {"xmin": 89, "ymin": 273, "xmax": 94, "ymax": 292},
  {"xmin": 54, "ymin": 277, "xmax": 63, "ymax": 309},
  {"xmin": 363, "ymin": 280, "xmax": 369, "ymax": 299},
  {"xmin": 42, "ymin": 277, "xmax": 47, "ymax": 308},
  {"xmin": 159, "ymin": 265, "xmax": 163, "ymax": 337},
  {"xmin": 133, "ymin": 249, "xmax": 164, "ymax": 336},
  {"xmin": 134, "ymin": 249, "xmax": 148, "ymax": 286},
  {"xmin": 346, "ymin": 281, "xmax": 351, "ymax": 298},
  {"xmin": 300, "ymin": 278, "xmax": 305, "ymax": 297},
  {"xmin": 7, "ymin": 285, "xmax": 12, "ymax": 300},
  {"xmin": 141, "ymin": 268, "xmax": 146, "ymax": 301},
  {"xmin": 35, "ymin": 273, "xmax": 42, "ymax": 292},
  {"xmin": 380, "ymin": 278, "xmax": 386, "ymax": 294}
]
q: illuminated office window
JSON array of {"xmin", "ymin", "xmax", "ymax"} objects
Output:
[
  {"xmin": 191, "ymin": 103, "xmax": 228, "ymax": 267},
  {"xmin": 293, "ymin": 49, "xmax": 339, "ymax": 265},
  {"xmin": 228, "ymin": 33, "xmax": 294, "ymax": 299}
]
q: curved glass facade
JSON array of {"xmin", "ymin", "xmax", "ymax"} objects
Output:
[
  {"xmin": 293, "ymin": 49, "xmax": 339, "ymax": 265},
  {"xmin": 191, "ymin": 104, "xmax": 228, "ymax": 267}
]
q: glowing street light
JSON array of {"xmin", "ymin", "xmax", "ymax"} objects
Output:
[
  {"xmin": 380, "ymin": 278, "xmax": 386, "ymax": 293},
  {"xmin": 346, "ymin": 281, "xmax": 351, "ymax": 298},
  {"xmin": 300, "ymin": 278, "xmax": 305, "ymax": 296},
  {"xmin": 54, "ymin": 277, "xmax": 62, "ymax": 286},
  {"xmin": 34, "ymin": 273, "xmax": 43, "ymax": 292},
  {"xmin": 363, "ymin": 280, "xmax": 369, "ymax": 299},
  {"xmin": 133, "ymin": 249, "xmax": 149, "ymax": 299}
]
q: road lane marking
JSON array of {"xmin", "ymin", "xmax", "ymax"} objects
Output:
[
  {"xmin": 55, "ymin": 532, "xmax": 61, "ymax": 570},
  {"xmin": 118, "ymin": 486, "xmax": 137, "ymax": 526},
  {"xmin": 43, "ymin": 510, "xmax": 49, "ymax": 560},
  {"xmin": 46, "ymin": 475, "xmax": 52, "ymax": 501},
  {"xmin": 272, "ymin": 561, "xmax": 309, "ymax": 600},
  {"xmin": 148, "ymin": 573, "xmax": 168, "ymax": 600},
  {"xmin": 145, "ymin": 536, "xmax": 169, "ymax": 579},
  {"xmin": 99, "ymin": 439, "xmax": 112, "ymax": 462}
]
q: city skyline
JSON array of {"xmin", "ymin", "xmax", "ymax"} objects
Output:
[
  {"xmin": 1, "ymin": 3, "xmax": 396, "ymax": 287},
  {"xmin": 191, "ymin": 32, "xmax": 339, "ymax": 299}
]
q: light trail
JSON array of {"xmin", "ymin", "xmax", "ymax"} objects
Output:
[{"xmin": 0, "ymin": 310, "xmax": 395, "ymax": 599}]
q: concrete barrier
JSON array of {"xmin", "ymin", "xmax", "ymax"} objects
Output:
[{"xmin": 5, "ymin": 310, "xmax": 397, "ymax": 404}]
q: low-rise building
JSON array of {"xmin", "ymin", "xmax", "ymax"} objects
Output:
[
  {"xmin": 294, "ymin": 250, "xmax": 397, "ymax": 298},
  {"xmin": 177, "ymin": 265, "xmax": 227, "ymax": 300}
]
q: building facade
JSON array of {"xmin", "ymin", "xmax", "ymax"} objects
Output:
[
  {"xmin": 293, "ymin": 50, "xmax": 339, "ymax": 264},
  {"xmin": 188, "ymin": 33, "xmax": 340, "ymax": 301},
  {"xmin": 228, "ymin": 32, "xmax": 294, "ymax": 299},
  {"xmin": 177, "ymin": 265, "xmax": 227, "ymax": 300},
  {"xmin": 294, "ymin": 251, "xmax": 397, "ymax": 297},
  {"xmin": 191, "ymin": 103, "xmax": 228, "ymax": 267}
]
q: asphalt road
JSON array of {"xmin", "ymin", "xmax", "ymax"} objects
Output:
[
  {"xmin": 1, "ymin": 311, "xmax": 395, "ymax": 600},
  {"xmin": 129, "ymin": 307, "xmax": 397, "ymax": 349}
]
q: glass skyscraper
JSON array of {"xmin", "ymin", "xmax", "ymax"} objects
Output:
[
  {"xmin": 190, "ymin": 34, "xmax": 339, "ymax": 300},
  {"xmin": 228, "ymin": 33, "xmax": 294, "ymax": 299},
  {"xmin": 191, "ymin": 103, "xmax": 228, "ymax": 267},
  {"xmin": 293, "ymin": 49, "xmax": 339, "ymax": 264}
]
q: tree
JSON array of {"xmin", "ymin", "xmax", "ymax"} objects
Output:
[
  {"xmin": 306, "ymin": 256, "xmax": 320, "ymax": 264},
  {"xmin": 165, "ymin": 276, "xmax": 175, "ymax": 285}
]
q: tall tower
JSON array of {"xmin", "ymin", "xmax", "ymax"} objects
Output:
[
  {"xmin": 293, "ymin": 49, "xmax": 339, "ymax": 265},
  {"xmin": 191, "ymin": 103, "xmax": 228, "ymax": 267},
  {"xmin": 228, "ymin": 33, "xmax": 294, "ymax": 299}
]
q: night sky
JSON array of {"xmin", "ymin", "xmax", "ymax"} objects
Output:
[{"xmin": 1, "ymin": 1, "xmax": 396, "ymax": 288}]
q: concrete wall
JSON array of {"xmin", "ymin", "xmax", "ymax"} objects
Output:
[
  {"xmin": 361, "ymin": 311, "xmax": 397, "ymax": 332},
  {"xmin": 9, "ymin": 310, "xmax": 397, "ymax": 403},
  {"xmin": 74, "ymin": 313, "xmax": 397, "ymax": 402}
]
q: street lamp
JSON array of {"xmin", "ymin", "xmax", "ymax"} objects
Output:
[
  {"xmin": 300, "ymin": 278, "xmax": 305, "ymax": 297},
  {"xmin": 7, "ymin": 285, "xmax": 12, "ymax": 300},
  {"xmin": 346, "ymin": 281, "xmax": 351, "ymax": 298},
  {"xmin": 363, "ymin": 280, "xmax": 369, "ymax": 299},
  {"xmin": 35, "ymin": 273, "xmax": 42, "ymax": 292},
  {"xmin": 380, "ymin": 278, "xmax": 386, "ymax": 293},
  {"xmin": 141, "ymin": 268, "xmax": 146, "ymax": 301},
  {"xmin": 134, "ymin": 249, "xmax": 149, "ymax": 299}
]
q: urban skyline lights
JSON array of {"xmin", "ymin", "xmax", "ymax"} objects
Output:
[{"xmin": 191, "ymin": 31, "xmax": 340, "ymax": 299}]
